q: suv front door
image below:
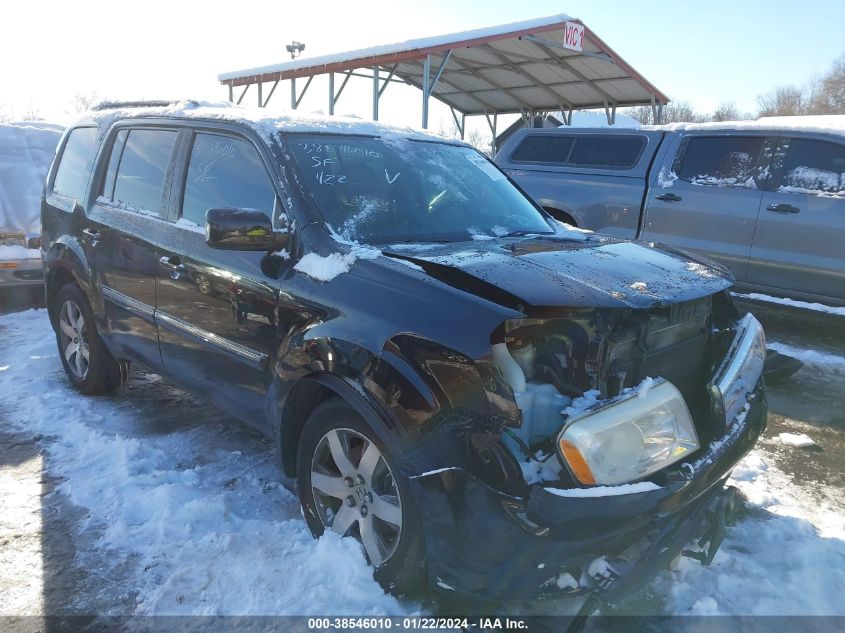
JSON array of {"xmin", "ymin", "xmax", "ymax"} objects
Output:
[
  {"xmin": 746, "ymin": 135, "xmax": 845, "ymax": 303},
  {"xmin": 641, "ymin": 133, "xmax": 773, "ymax": 282},
  {"xmin": 154, "ymin": 127, "xmax": 286, "ymax": 427}
]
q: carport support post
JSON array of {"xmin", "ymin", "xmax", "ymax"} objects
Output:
[
  {"xmin": 422, "ymin": 54, "xmax": 431, "ymax": 129},
  {"xmin": 328, "ymin": 73, "xmax": 335, "ymax": 116},
  {"xmin": 290, "ymin": 78, "xmax": 297, "ymax": 110},
  {"xmin": 257, "ymin": 82, "xmax": 263, "ymax": 108},
  {"xmin": 228, "ymin": 84, "xmax": 233, "ymax": 103},
  {"xmin": 372, "ymin": 67, "xmax": 379, "ymax": 121},
  {"xmin": 485, "ymin": 112, "xmax": 498, "ymax": 155}
]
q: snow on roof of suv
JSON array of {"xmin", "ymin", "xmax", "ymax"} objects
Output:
[{"xmin": 80, "ymin": 99, "xmax": 454, "ymax": 145}]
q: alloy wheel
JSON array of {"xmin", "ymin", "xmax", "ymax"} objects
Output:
[
  {"xmin": 310, "ymin": 427, "xmax": 403, "ymax": 566},
  {"xmin": 58, "ymin": 300, "xmax": 90, "ymax": 379}
]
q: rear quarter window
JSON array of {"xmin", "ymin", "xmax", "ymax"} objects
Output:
[
  {"xmin": 676, "ymin": 136, "xmax": 766, "ymax": 188},
  {"xmin": 510, "ymin": 134, "xmax": 645, "ymax": 169},
  {"xmin": 52, "ymin": 127, "xmax": 98, "ymax": 202},
  {"xmin": 779, "ymin": 137, "xmax": 845, "ymax": 195}
]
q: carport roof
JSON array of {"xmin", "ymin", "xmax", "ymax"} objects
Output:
[{"xmin": 218, "ymin": 14, "xmax": 669, "ymax": 116}]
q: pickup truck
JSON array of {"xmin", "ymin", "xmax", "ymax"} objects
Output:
[{"xmin": 495, "ymin": 118, "xmax": 845, "ymax": 307}]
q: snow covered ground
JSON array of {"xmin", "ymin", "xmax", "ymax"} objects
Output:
[{"xmin": 0, "ymin": 308, "xmax": 843, "ymax": 620}]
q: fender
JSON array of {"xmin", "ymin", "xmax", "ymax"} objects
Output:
[{"xmin": 44, "ymin": 237, "xmax": 95, "ymax": 322}]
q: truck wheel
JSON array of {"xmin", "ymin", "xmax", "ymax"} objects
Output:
[
  {"xmin": 297, "ymin": 398, "xmax": 426, "ymax": 593},
  {"xmin": 53, "ymin": 282, "xmax": 123, "ymax": 395}
]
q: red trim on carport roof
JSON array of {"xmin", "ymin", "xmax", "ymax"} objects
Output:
[
  {"xmin": 571, "ymin": 19, "xmax": 670, "ymax": 105},
  {"xmin": 222, "ymin": 19, "xmax": 573, "ymax": 86}
]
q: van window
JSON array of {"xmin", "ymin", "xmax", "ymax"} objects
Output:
[
  {"xmin": 779, "ymin": 138, "xmax": 845, "ymax": 195},
  {"xmin": 511, "ymin": 136, "xmax": 575, "ymax": 164},
  {"xmin": 511, "ymin": 134, "xmax": 645, "ymax": 168},
  {"xmin": 676, "ymin": 136, "xmax": 765, "ymax": 187},
  {"xmin": 52, "ymin": 127, "xmax": 98, "ymax": 202},
  {"xmin": 111, "ymin": 129, "xmax": 178, "ymax": 214},
  {"xmin": 181, "ymin": 133, "xmax": 276, "ymax": 226}
]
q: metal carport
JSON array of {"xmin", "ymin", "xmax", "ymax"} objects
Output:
[{"xmin": 218, "ymin": 14, "xmax": 669, "ymax": 145}]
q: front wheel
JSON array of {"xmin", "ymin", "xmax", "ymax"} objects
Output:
[
  {"xmin": 296, "ymin": 399, "xmax": 426, "ymax": 593},
  {"xmin": 53, "ymin": 282, "xmax": 123, "ymax": 395}
]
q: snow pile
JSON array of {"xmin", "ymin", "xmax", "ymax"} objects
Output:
[
  {"xmin": 519, "ymin": 451, "xmax": 564, "ymax": 485},
  {"xmin": 0, "ymin": 309, "xmax": 413, "ymax": 616},
  {"xmin": 294, "ymin": 244, "xmax": 381, "ymax": 282},
  {"xmin": 544, "ymin": 481, "xmax": 661, "ymax": 498},
  {"xmin": 778, "ymin": 432, "xmax": 817, "ymax": 448},
  {"xmin": 767, "ymin": 341, "xmax": 845, "ymax": 372},
  {"xmin": 654, "ymin": 449, "xmax": 845, "ymax": 615},
  {"xmin": 0, "ymin": 121, "xmax": 64, "ymax": 235},
  {"xmin": 731, "ymin": 291, "xmax": 845, "ymax": 317},
  {"xmin": 0, "ymin": 245, "xmax": 40, "ymax": 261}
]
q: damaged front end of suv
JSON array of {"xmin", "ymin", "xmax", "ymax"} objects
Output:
[{"xmin": 278, "ymin": 131, "xmax": 767, "ymax": 603}]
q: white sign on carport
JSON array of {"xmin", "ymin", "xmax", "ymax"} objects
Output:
[{"xmin": 217, "ymin": 14, "xmax": 669, "ymax": 147}]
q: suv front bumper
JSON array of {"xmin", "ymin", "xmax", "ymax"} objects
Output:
[{"xmin": 410, "ymin": 382, "xmax": 767, "ymax": 601}]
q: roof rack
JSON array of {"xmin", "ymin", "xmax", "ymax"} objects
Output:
[{"xmin": 90, "ymin": 99, "xmax": 197, "ymax": 111}]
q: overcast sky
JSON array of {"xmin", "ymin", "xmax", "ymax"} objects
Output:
[{"xmin": 3, "ymin": 0, "xmax": 843, "ymax": 133}]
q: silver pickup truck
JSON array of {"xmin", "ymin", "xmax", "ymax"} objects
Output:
[{"xmin": 495, "ymin": 118, "xmax": 845, "ymax": 307}]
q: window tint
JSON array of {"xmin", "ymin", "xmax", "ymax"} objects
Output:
[
  {"xmin": 182, "ymin": 133, "xmax": 276, "ymax": 226},
  {"xmin": 568, "ymin": 136, "xmax": 645, "ymax": 168},
  {"xmin": 676, "ymin": 136, "xmax": 765, "ymax": 187},
  {"xmin": 510, "ymin": 134, "xmax": 645, "ymax": 168},
  {"xmin": 112, "ymin": 129, "xmax": 178, "ymax": 214},
  {"xmin": 511, "ymin": 135, "xmax": 574, "ymax": 163},
  {"xmin": 780, "ymin": 138, "xmax": 845, "ymax": 195},
  {"xmin": 53, "ymin": 127, "xmax": 98, "ymax": 201}
]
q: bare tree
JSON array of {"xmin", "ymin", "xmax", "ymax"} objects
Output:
[
  {"xmin": 711, "ymin": 102, "xmax": 749, "ymax": 122},
  {"xmin": 810, "ymin": 54, "xmax": 845, "ymax": 114},
  {"xmin": 756, "ymin": 85, "xmax": 807, "ymax": 117},
  {"xmin": 626, "ymin": 105, "xmax": 653, "ymax": 125},
  {"xmin": 23, "ymin": 100, "xmax": 44, "ymax": 121},
  {"xmin": 72, "ymin": 91, "xmax": 100, "ymax": 113}
]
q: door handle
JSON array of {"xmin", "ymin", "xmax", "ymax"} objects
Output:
[
  {"xmin": 158, "ymin": 255, "xmax": 187, "ymax": 273},
  {"xmin": 655, "ymin": 193, "xmax": 683, "ymax": 202},
  {"xmin": 766, "ymin": 203, "xmax": 800, "ymax": 214},
  {"xmin": 82, "ymin": 228, "xmax": 100, "ymax": 239}
]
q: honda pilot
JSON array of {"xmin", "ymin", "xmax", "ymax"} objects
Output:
[{"xmin": 41, "ymin": 101, "xmax": 767, "ymax": 602}]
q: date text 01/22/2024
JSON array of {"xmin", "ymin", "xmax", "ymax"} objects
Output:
[{"xmin": 306, "ymin": 617, "xmax": 529, "ymax": 630}]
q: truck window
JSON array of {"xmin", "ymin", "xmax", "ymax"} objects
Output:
[
  {"xmin": 779, "ymin": 138, "xmax": 845, "ymax": 195},
  {"xmin": 52, "ymin": 127, "xmax": 98, "ymax": 202},
  {"xmin": 181, "ymin": 133, "xmax": 276, "ymax": 226},
  {"xmin": 676, "ymin": 136, "xmax": 765, "ymax": 187},
  {"xmin": 511, "ymin": 134, "xmax": 645, "ymax": 168},
  {"xmin": 568, "ymin": 135, "xmax": 646, "ymax": 168},
  {"xmin": 511, "ymin": 136, "xmax": 575, "ymax": 163},
  {"xmin": 110, "ymin": 129, "xmax": 178, "ymax": 215}
]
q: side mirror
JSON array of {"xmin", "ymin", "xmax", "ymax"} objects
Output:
[{"xmin": 205, "ymin": 208, "xmax": 289, "ymax": 252}]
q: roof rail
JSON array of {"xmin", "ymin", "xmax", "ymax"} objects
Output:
[{"xmin": 91, "ymin": 99, "xmax": 197, "ymax": 111}]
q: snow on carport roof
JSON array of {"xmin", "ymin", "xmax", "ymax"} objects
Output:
[{"xmin": 217, "ymin": 14, "xmax": 669, "ymax": 116}]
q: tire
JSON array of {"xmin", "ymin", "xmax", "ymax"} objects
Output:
[
  {"xmin": 297, "ymin": 398, "xmax": 426, "ymax": 593},
  {"xmin": 53, "ymin": 282, "xmax": 123, "ymax": 395}
]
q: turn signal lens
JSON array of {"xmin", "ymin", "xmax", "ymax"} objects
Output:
[{"xmin": 560, "ymin": 440, "xmax": 596, "ymax": 485}]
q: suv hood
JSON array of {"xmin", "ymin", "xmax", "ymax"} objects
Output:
[{"xmin": 383, "ymin": 235, "xmax": 733, "ymax": 309}]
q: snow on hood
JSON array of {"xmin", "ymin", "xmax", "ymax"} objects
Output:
[
  {"xmin": 0, "ymin": 121, "xmax": 64, "ymax": 234},
  {"xmin": 384, "ymin": 235, "xmax": 733, "ymax": 309}
]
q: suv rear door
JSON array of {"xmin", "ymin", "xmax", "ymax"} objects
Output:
[
  {"xmin": 154, "ymin": 125, "xmax": 286, "ymax": 427},
  {"xmin": 87, "ymin": 124, "xmax": 180, "ymax": 370},
  {"xmin": 746, "ymin": 134, "xmax": 845, "ymax": 303},
  {"xmin": 641, "ymin": 132, "xmax": 773, "ymax": 282}
]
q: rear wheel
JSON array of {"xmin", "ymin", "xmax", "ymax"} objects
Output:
[
  {"xmin": 297, "ymin": 399, "xmax": 426, "ymax": 593},
  {"xmin": 53, "ymin": 282, "xmax": 123, "ymax": 395}
]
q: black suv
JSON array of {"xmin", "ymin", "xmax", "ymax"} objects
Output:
[{"xmin": 41, "ymin": 101, "xmax": 767, "ymax": 601}]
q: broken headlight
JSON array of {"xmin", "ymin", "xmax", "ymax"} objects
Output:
[
  {"xmin": 557, "ymin": 379, "xmax": 699, "ymax": 486},
  {"xmin": 708, "ymin": 313, "xmax": 765, "ymax": 425}
]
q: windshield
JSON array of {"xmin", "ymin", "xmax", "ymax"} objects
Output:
[{"xmin": 286, "ymin": 135, "xmax": 553, "ymax": 243}]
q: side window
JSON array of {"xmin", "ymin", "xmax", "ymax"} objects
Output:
[
  {"xmin": 780, "ymin": 138, "xmax": 845, "ymax": 195},
  {"xmin": 511, "ymin": 136, "xmax": 575, "ymax": 164},
  {"xmin": 568, "ymin": 135, "xmax": 646, "ymax": 168},
  {"xmin": 101, "ymin": 129, "xmax": 128, "ymax": 201},
  {"xmin": 676, "ymin": 136, "xmax": 765, "ymax": 187},
  {"xmin": 111, "ymin": 129, "xmax": 178, "ymax": 215},
  {"xmin": 181, "ymin": 133, "xmax": 276, "ymax": 226},
  {"xmin": 52, "ymin": 127, "xmax": 98, "ymax": 202}
]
